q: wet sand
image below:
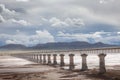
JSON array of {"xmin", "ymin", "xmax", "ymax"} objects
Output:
[{"xmin": 0, "ymin": 56, "xmax": 120, "ymax": 80}]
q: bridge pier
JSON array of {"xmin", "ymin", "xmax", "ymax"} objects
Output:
[
  {"xmin": 53, "ymin": 54, "xmax": 57, "ymax": 65},
  {"xmin": 29, "ymin": 54, "xmax": 32, "ymax": 61},
  {"xmin": 33, "ymin": 54, "xmax": 36, "ymax": 62},
  {"xmin": 32, "ymin": 54, "xmax": 35, "ymax": 61},
  {"xmin": 33, "ymin": 54, "xmax": 35, "ymax": 60},
  {"xmin": 60, "ymin": 54, "xmax": 65, "ymax": 67},
  {"xmin": 30, "ymin": 54, "xmax": 33, "ymax": 60},
  {"xmin": 43, "ymin": 54, "xmax": 46, "ymax": 64},
  {"xmin": 39, "ymin": 54, "xmax": 42, "ymax": 63},
  {"xmin": 69, "ymin": 54, "xmax": 75, "ymax": 70},
  {"xmin": 36, "ymin": 54, "xmax": 39, "ymax": 63},
  {"xmin": 47, "ymin": 54, "xmax": 51, "ymax": 65},
  {"xmin": 98, "ymin": 53, "xmax": 106, "ymax": 74},
  {"xmin": 81, "ymin": 54, "xmax": 88, "ymax": 71}
]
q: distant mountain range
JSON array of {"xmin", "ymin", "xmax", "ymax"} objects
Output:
[
  {"xmin": 0, "ymin": 41, "xmax": 118, "ymax": 50},
  {"xmin": 0, "ymin": 44, "xmax": 27, "ymax": 50}
]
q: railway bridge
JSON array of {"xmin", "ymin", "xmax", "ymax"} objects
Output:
[{"xmin": 1, "ymin": 46, "xmax": 120, "ymax": 74}]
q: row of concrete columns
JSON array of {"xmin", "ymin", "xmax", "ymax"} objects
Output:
[{"xmin": 28, "ymin": 53, "xmax": 106, "ymax": 74}]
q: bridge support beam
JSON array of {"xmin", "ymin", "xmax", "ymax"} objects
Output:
[
  {"xmin": 47, "ymin": 54, "xmax": 51, "ymax": 65},
  {"xmin": 60, "ymin": 54, "xmax": 65, "ymax": 67},
  {"xmin": 81, "ymin": 54, "xmax": 88, "ymax": 71},
  {"xmin": 98, "ymin": 53, "xmax": 106, "ymax": 74},
  {"xmin": 53, "ymin": 54, "xmax": 57, "ymax": 65},
  {"xmin": 43, "ymin": 54, "xmax": 46, "ymax": 64},
  {"xmin": 69, "ymin": 54, "xmax": 75, "ymax": 70}
]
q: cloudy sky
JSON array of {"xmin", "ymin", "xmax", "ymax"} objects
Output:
[{"xmin": 0, "ymin": 0, "xmax": 120, "ymax": 46}]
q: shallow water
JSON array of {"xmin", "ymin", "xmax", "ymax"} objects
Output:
[
  {"xmin": 0, "ymin": 53, "xmax": 120, "ymax": 73},
  {"xmin": 0, "ymin": 56, "xmax": 33, "ymax": 67},
  {"xmin": 50, "ymin": 53, "xmax": 120, "ymax": 70},
  {"xmin": 0, "ymin": 56, "xmax": 54, "ymax": 73}
]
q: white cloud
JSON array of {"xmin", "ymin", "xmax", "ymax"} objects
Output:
[
  {"xmin": 99, "ymin": 0, "xmax": 115, "ymax": 4},
  {"xmin": 0, "ymin": 30, "xmax": 55, "ymax": 46},
  {"xmin": 57, "ymin": 31, "xmax": 94, "ymax": 42},
  {"xmin": 0, "ymin": 18, "xmax": 31, "ymax": 26},
  {"xmin": 9, "ymin": 19, "xmax": 31, "ymax": 26},
  {"xmin": 0, "ymin": 1, "xmax": 119, "ymax": 28},
  {"xmin": 57, "ymin": 5, "xmax": 120, "ymax": 27},
  {"xmin": 0, "ymin": 0, "xmax": 120, "ymax": 28},
  {"xmin": 49, "ymin": 17, "xmax": 85, "ymax": 27},
  {"xmin": 117, "ymin": 32, "xmax": 120, "ymax": 35},
  {"xmin": 65, "ymin": 18, "xmax": 85, "ymax": 26},
  {"xmin": 57, "ymin": 31, "xmax": 120, "ymax": 44},
  {"xmin": 16, "ymin": 0, "xmax": 29, "ymax": 2},
  {"xmin": 0, "ymin": 4, "xmax": 16, "ymax": 16},
  {"xmin": 99, "ymin": 0, "xmax": 107, "ymax": 4},
  {"xmin": 0, "ymin": 14, "xmax": 5, "ymax": 22},
  {"xmin": 0, "ymin": 0, "xmax": 120, "ymax": 46},
  {"xmin": 49, "ymin": 17, "xmax": 69, "ymax": 27},
  {"xmin": 41, "ymin": 17, "xmax": 48, "ymax": 22},
  {"xmin": 0, "ymin": 4, "xmax": 31, "ymax": 26}
]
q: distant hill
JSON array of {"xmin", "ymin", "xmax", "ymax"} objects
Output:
[
  {"xmin": 31, "ymin": 41, "xmax": 116, "ymax": 50},
  {"xmin": 0, "ymin": 41, "xmax": 117, "ymax": 50},
  {"xmin": 0, "ymin": 44, "xmax": 27, "ymax": 50}
]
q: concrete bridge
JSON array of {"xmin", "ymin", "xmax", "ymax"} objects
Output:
[{"xmin": 1, "ymin": 46, "xmax": 120, "ymax": 74}]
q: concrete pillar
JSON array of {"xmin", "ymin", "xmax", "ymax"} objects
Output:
[
  {"xmin": 39, "ymin": 54, "xmax": 42, "ymax": 63},
  {"xmin": 28, "ymin": 55, "xmax": 30, "ymax": 60},
  {"xmin": 69, "ymin": 54, "xmax": 75, "ymax": 70},
  {"xmin": 60, "ymin": 54, "xmax": 65, "ymax": 67},
  {"xmin": 53, "ymin": 54, "xmax": 57, "ymax": 65},
  {"xmin": 47, "ymin": 54, "xmax": 51, "ymax": 64},
  {"xmin": 35, "ymin": 54, "xmax": 37, "ymax": 60},
  {"xmin": 81, "ymin": 54, "xmax": 88, "ymax": 71},
  {"xmin": 30, "ymin": 54, "xmax": 32, "ymax": 60},
  {"xmin": 36, "ymin": 54, "xmax": 39, "ymax": 63},
  {"xmin": 43, "ymin": 54, "xmax": 46, "ymax": 64},
  {"xmin": 33, "ymin": 54, "xmax": 35, "ymax": 59},
  {"xmin": 33, "ymin": 54, "xmax": 36, "ymax": 61},
  {"xmin": 98, "ymin": 53, "xmax": 106, "ymax": 74},
  {"xmin": 32, "ymin": 54, "xmax": 33, "ymax": 59}
]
